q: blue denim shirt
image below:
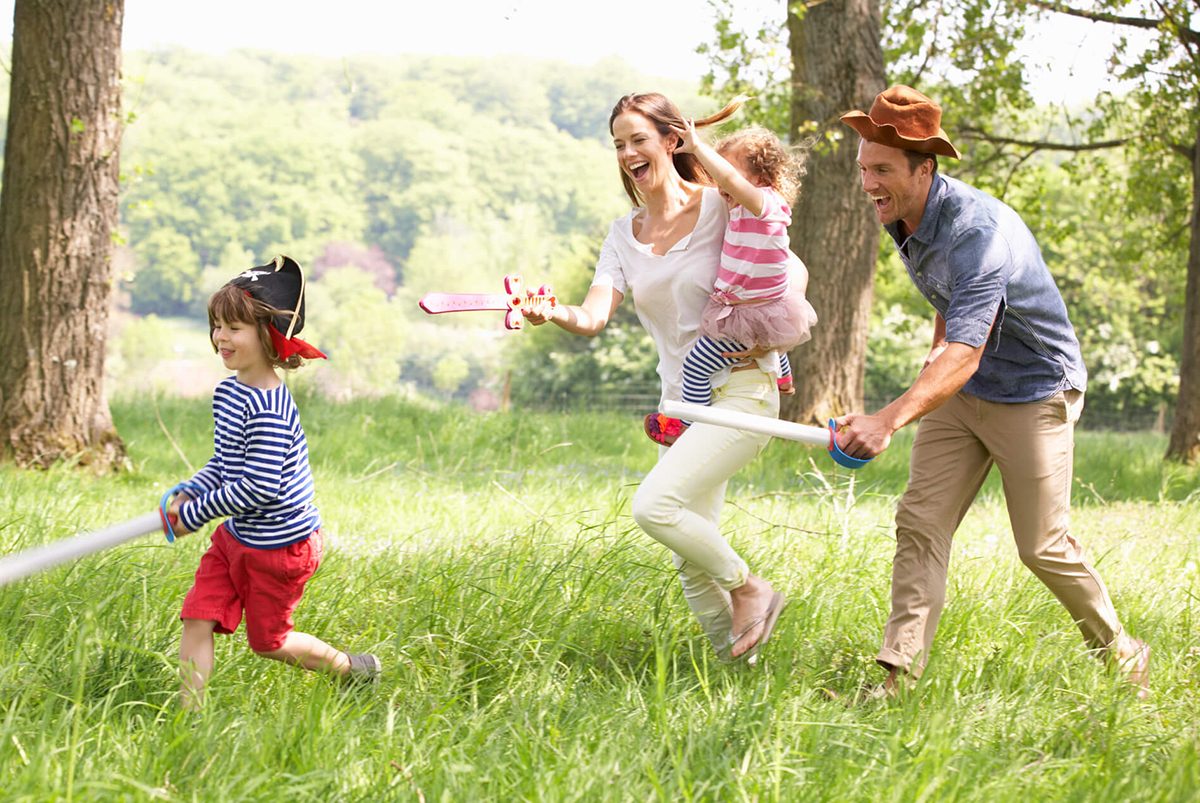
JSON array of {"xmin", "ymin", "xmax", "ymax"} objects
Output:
[{"xmin": 884, "ymin": 174, "xmax": 1087, "ymax": 402}]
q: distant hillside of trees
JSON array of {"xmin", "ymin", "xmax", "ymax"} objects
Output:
[
  {"xmin": 111, "ymin": 50, "xmax": 709, "ymax": 315},
  {"xmin": 105, "ymin": 50, "xmax": 696, "ymax": 403}
]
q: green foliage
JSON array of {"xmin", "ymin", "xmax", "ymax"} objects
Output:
[
  {"xmin": 697, "ymin": 0, "xmax": 792, "ymax": 133},
  {"xmin": 96, "ymin": 50, "xmax": 678, "ymax": 404},
  {"xmin": 107, "ymin": 314, "xmax": 180, "ymax": 390},
  {"xmin": 505, "ymin": 239, "xmax": 660, "ymax": 407},
  {"xmin": 864, "ymin": 304, "xmax": 933, "ymax": 403},
  {"xmin": 302, "ymin": 267, "xmax": 406, "ymax": 399},
  {"xmin": 544, "ymin": 56, "xmax": 647, "ymax": 141},
  {"xmin": 883, "ymin": 0, "xmax": 1034, "ymax": 128},
  {"xmin": 126, "ymin": 228, "xmax": 203, "ymax": 316},
  {"xmin": 431, "ymin": 354, "xmax": 470, "ymax": 395},
  {"xmin": 1012, "ymin": 152, "xmax": 1186, "ymax": 420},
  {"xmin": 116, "ymin": 50, "xmax": 630, "ymax": 315},
  {"xmin": 122, "ymin": 111, "xmax": 366, "ymax": 268}
]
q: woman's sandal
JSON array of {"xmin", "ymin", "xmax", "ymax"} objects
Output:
[{"xmin": 725, "ymin": 591, "xmax": 787, "ymax": 665}]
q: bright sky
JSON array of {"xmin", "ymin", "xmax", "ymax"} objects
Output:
[{"xmin": 0, "ymin": 0, "xmax": 1137, "ymax": 107}]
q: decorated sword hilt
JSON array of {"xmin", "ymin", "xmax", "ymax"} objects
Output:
[{"xmin": 501, "ymin": 275, "xmax": 557, "ymax": 330}]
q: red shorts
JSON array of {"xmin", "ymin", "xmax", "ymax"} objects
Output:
[{"xmin": 180, "ymin": 523, "xmax": 323, "ymax": 652}]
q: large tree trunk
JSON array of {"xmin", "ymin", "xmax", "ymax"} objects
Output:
[
  {"xmin": 1167, "ymin": 125, "xmax": 1200, "ymax": 463},
  {"xmin": 0, "ymin": 0, "xmax": 126, "ymax": 469},
  {"xmin": 783, "ymin": 0, "xmax": 886, "ymax": 424}
]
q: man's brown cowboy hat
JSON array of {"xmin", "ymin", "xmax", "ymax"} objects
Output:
[{"xmin": 840, "ymin": 85, "xmax": 961, "ymax": 159}]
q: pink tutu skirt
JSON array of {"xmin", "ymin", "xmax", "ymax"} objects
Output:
[{"xmin": 699, "ymin": 288, "xmax": 817, "ymax": 351}]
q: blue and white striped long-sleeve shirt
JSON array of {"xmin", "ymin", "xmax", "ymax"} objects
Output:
[{"xmin": 178, "ymin": 377, "xmax": 320, "ymax": 549}]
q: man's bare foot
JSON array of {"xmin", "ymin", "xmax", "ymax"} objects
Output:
[
  {"xmin": 883, "ymin": 667, "xmax": 903, "ymax": 697},
  {"xmin": 1114, "ymin": 637, "xmax": 1150, "ymax": 699},
  {"xmin": 728, "ymin": 575, "xmax": 778, "ymax": 659}
]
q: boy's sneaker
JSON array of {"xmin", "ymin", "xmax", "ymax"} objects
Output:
[
  {"xmin": 778, "ymin": 377, "xmax": 795, "ymax": 395},
  {"xmin": 343, "ymin": 652, "xmax": 382, "ymax": 686}
]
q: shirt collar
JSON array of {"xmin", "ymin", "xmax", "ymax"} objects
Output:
[{"xmin": 884, "ymin": 172, "xmax": 947, "ymax": 247}]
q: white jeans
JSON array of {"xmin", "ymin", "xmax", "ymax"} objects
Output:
[{"xmin": 631, "ymin": 369, "xmax": 779, "ymax": 653}]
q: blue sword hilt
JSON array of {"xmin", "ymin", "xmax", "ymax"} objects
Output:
[{"xmin": 158, "ymin": 483, "xmax": 195, "ymax": 543}]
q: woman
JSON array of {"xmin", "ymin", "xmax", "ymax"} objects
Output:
[{"xmin": 524, "ymin": 93, "xmax": 793, "ymax": 660}]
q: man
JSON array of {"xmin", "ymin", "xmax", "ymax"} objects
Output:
[{"xmin": 835, "ymin": 85, "xmax": 1149, "ymax": 697}]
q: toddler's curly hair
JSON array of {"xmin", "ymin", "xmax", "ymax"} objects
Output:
[{"xmin": 716, "ymin": 126, "xmax": 807, "ymax": 207}]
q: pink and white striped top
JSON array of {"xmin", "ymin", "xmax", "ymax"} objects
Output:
[{"xmin": 714, "ymin": 187, "xmax": 792, "ymax": 302}]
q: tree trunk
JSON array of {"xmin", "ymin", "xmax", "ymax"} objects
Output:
[
  {"xmin": 783, "ymin": 0, "xmax": 886, "ymax": 424},
  {"xmin": 0, "ymin": 0, "xmax": 126, "ymax": 469},
  {"xmin": 1166, "ymin": 125, "xmax": 1200, "ymax": 463}
]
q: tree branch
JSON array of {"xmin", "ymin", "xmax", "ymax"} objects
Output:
[
  {"xmin": 1171, "ymin": 142, "xmax": 1197, "ymax": 160},
  {"xmin": 1027, "ymin": 0, "xmax": 1200, "ymax": 45},
  {"xmin": 959, "ymin": 125, "xmax": 1127, "ymax": 151},
  {"xmin": 910, "ymin": 2, "xmax": 943, "ymax": 87},
  {"xmin": 1152, "ymin": 0, "xmax": 1200, "ymax": 64}
]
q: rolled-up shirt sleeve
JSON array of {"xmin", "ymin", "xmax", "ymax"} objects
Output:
[
  {"xmin": 590, "ymin": 224, "xmax": 629, "ymax": 296},
  {"xmin": 944, "ymin": 226, "xmax": 1011, "ymax": 347}
]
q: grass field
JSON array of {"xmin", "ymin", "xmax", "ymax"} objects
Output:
[{"xmin": 1, "ymin": 393, "xmax": 1198, "ymax": 801}]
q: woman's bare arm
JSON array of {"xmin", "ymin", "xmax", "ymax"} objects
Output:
[{"xmin": 524, "ymin": 284, "xmax": 623, "ymax": 337}]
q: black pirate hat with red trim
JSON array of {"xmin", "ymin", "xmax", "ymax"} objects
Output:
[{"xmin": 230, "ymin": 255, "xmax": 326, "ymax": 360}]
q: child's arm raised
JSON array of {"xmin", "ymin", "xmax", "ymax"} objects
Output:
[{"xmin": 672, "ymin": 119, "xmax": 765, "ymax": 216}]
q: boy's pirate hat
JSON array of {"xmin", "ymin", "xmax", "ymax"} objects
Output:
[{"xmin": 230, "ymin": 255, "xmax": 326, "ymax": 360}]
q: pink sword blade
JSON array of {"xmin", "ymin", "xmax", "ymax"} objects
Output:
[
  {"xmin": 418, "ymin": 293, "xmax": 514, "ymax": 315},
  {"xmin": 418, "ymin": 275, "xmax": 554, "ymax": 330}
]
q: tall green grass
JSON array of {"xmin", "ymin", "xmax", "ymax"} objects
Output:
[{"xmin": 0, "ymin": 394, "xmax": 1197, "ymax": 801}]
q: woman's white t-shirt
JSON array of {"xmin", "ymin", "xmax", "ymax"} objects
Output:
[{"xmin": 591, "ymin": 187, "xmax": 778, "ymax": 404}]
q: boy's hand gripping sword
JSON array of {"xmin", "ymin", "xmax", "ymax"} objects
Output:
[{"xmin": 418, "ymin": 274, "xmax": 556, "ymax": 330}]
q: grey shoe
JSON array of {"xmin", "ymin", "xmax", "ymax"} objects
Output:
[{"xmin": 344, "ymin": 652, "xmax": 381, "ymax": 685}]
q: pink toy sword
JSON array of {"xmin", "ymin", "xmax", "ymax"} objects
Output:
[{"xmin": 418, "ymin": 274, "xmax": 556, "ymax": 330}]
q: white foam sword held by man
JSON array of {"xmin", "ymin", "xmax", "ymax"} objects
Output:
[{"xmin": 661, "ymin": 401, "xmax": 872, "ymax": 470}]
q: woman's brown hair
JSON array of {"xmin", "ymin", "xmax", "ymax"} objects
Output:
[
  {"xmin": 608, "ymin": 93, "xmax": 744, "ymax": 206},
  {"xmin": 207, "ymin": 284, "xmax": 303, "ymax": 370}
]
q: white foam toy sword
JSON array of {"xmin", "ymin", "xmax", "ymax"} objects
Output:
[
  {"xmin": 0, "ymin": 484, "xmax": 191, "ymax": 587},
  {"xmin": 418, "ymin": 274, "xmax": 556, "ymax": 330},
  {"xmin": 661, "ymin": 401, "xmax": 873, "ymax": 470}
]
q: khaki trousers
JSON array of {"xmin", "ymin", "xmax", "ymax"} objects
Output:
[
  {"xmin": 632, "ymin": 369, "xmax": 778, "ymax": 655},
  {"xmin": 878, "ymin": 390, "xmax": 1126, "ymax": 677}
]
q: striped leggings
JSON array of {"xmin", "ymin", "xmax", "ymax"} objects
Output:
[{"xmin": 681, "ymin": 336, "xmax": 792, "ymax": 414}]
